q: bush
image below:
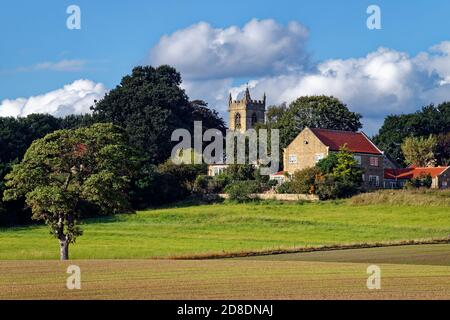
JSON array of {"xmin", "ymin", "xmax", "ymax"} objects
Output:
[
  {"xmin": 315, "ymin": 175, "xmax": 360, "ymax": 200},
  {"xmin": 224, "ymin": 181, "xmax": 260, "ymax": 203},
  {"xmin": 276, "ymin": 181, "xmax": 292, "ymax": 194},
  {"xmin": 405, "ymin": 173, "xmax": 432, "ymax": 189},
  {"xmin": 289, "ymin": 167, "xmax": 320, "ymax": 194}
]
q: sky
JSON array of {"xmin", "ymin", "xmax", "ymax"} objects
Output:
[{"xmin": 1, "ymin": 0, "xmax": 450, "ymax": 135}]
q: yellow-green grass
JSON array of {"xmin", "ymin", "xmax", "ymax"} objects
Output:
[
  {"xmin": 0, "ymin": 202, "xmax": 449, "ymax": 259},
  {"xmin": 1, "ymin": 247, "xmax": 449, "ymax": 299}
]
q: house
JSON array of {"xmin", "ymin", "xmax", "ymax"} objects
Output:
[
  {"xmin": 269, "ymin": 171, "xmax": 288, "ymax": 185},
  {"xmin": 282, "ymin": 127, "xmax": 385, "ymax": 190},
  {"xmin": 208, "ymin": 164, "xmax": 228, "ymax": 177},
  {"xmin": 384, "ymin": 166, "xmax": 450, "ymax": 189}
]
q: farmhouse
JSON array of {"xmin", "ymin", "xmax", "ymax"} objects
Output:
[
  {"xmin": 384, "ymin": 166, "xmax": 450, "ymax": 189},
  {"xmin": 282, "ymin": 127, "xmax": 385, "ymax": 190}
]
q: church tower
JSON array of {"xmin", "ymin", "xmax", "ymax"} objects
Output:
[{"xmin": 228, "ymin": 88, "xmax": 266, "ymax": 132}]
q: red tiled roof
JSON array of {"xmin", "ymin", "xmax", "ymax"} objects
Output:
[
  {"xmin": 310, "ymin": 128, "xmax": 382, "ymax": 155},
  {"xmin": 385, "ymin": 167, "xmax": 449, "ymax": 179}
]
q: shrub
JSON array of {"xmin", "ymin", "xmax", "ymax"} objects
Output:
[
  {"xmin": 276, "ymin": 181, "xmax": 293, "ymax": 194},
  {"xmin": 224, "ymin": 181, "xmax": 260, "ymax": 203},
  {"xmin": 289, "ymin": 167, "xmax": 320, "ymax": 194},
  {"xmin": 315, "ymin": 175, "xmax": 361, "ymax": 200}
]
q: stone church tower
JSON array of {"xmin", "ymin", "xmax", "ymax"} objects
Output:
[{"xmin": 228, "ymin": 88, "xmax": 266, "ymax": 132}]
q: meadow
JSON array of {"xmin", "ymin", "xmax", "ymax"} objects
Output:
[{"xmin": 1, "ymin": 199, "xmax": 449, "ymax": 259}]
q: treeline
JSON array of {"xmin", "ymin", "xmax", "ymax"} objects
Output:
[
  {"xmin": 0, "ymin": 65, "xmax": 225, "ymax": 225},
  {"xmin": 373, "ymin": 103, "xmax": 450, "ymax": 166}
]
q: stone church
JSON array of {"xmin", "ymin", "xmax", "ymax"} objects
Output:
[{"xmin": 228, "ymin": 87, "xmax": 266, "ymax": 132}]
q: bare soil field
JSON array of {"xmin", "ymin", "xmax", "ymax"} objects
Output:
[{"xmin": 0, "ymin": 245, "xmax": 449, "ymax": 300}]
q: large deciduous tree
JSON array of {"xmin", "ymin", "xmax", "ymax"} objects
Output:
[
  {"xmin": 3, "ymin": 123, "xmax": 137, "ymax": 260},
  {"xmin": 91, "ymin": 65, "xmax": 225, "ymax": 165},
  {"xmin": 268, "ymin": 96, "xmax": 362, "ymax": 149},
  {"xmin": 373, "ymin": 102, "xmax": 450, "ymax": 165}
]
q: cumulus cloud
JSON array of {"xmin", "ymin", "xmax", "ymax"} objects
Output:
[
  {"xmin": 225, "ymin": 42, "xmax": 450, "ymax": 135},
  {"xmin": 147, "ymin": 18, "xmax": 450, "ymax": 134},
  {"xmin": 0, "ymin": 79, "xmax": 108, "ymax": 118},
  {"xmin": 17, "ymin": 59, "xmax": 87, "ymax": 72},
  {"xmin": 149, "ymin": 19, "xmax": 310, "ymax": 80}
]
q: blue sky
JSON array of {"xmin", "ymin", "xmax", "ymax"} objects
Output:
[{"xmin": 1, "ymin": 0, "xmax": 450, "ymax": 134}]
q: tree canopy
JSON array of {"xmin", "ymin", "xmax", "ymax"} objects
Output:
[
  {"xmin": 373, "ymin": 102, "xmax": 450, "ymax": 165},
  {"xmin": 92, "ymin": 65, "xmax": 225, "ymax": 164},
  {"xmin": 3, "ymin": 123, "xmax": 137, "ymax": 260}
]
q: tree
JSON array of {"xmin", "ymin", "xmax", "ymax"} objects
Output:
[
  {"xmin": 289, "ymin": 166, "xmax": 320, "ymax": 194},
  {"xmin": 401, "ymin": 135, "xmax": 437, "ymax": 167},
  {"xmin": 3, "ymin": 123, "xmax": 137, "ymax": 260},
  {"xmin": 436, "ymin": 132, "xmax": 450, "ymax": 166},
  {"xmin": 373, "ymin": 102, "xmax": 450, "ymax": 165},
  {"xmin": 278, "ymin": 96, "xmax": 362, "ymax": 149},
  {"xmin": 92, "ymin": 65, "xmax": 225, "ymax": 165}
]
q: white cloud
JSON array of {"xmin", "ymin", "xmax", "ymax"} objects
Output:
[
  {"xmin": 0, "ymin": 79, "xmax": 108, "ymax": 118},
  {"xmin": 149, "ymin": 19, "xmax": 310, "ymax": 80},
  {"xmin": 17, "ymin": 59, "xmax": 87, "ymax": 72},
  {"xmin": 224, "ymin": 42, "xmax": 450, "ymax": 135},
  {"xmin": 148, "ymin": 19, "xmax": 450, "ymax": 134}
]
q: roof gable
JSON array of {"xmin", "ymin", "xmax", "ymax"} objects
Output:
[{"xmin": 309, "ymin": 128, "xmax": 382, "ymax": 155}]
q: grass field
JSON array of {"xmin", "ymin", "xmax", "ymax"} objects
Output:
[
  {"xmin": 1, "ymin": 201, "xmax": 449, "ymax": 259},
  {"xmin": 0, "ymin": 245, "xmax": 449, "ymax": 299}
]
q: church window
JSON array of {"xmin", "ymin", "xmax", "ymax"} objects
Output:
[
  {"xmin": 235, "ymin": 113, "xmax": 241, "ymax": 129},
  {"xmin": 251, "ymin": 113, "xmax": 258, "ymax": 126}
]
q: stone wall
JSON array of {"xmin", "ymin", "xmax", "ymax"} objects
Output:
[{"xmin": 218, "ymin": 193, "xmax": 319, "ymax": 201}]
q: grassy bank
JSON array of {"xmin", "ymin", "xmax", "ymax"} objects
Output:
[{"xmin": 1, "ymin": 200, "xmax": 449, "ymax": 259}]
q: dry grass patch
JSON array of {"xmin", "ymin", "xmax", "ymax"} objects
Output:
[{"xmin": 348, "ymin": 189, "xmax": 450, "ymax": 206}]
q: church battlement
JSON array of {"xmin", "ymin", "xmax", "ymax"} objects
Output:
[{"xmin": 228, "ymin": 88, "xmax": 266, "ymax": 132}]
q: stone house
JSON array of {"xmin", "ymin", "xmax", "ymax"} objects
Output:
[{"xmin": 282, "ymin": 127, "xmax": 385, "ymax": 190}]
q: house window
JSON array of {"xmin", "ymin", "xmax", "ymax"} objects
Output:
[
  {"xmin": 315, "ymin": 153, "xmax": 324, "ymax": 163},
  {"xmin": 354, "ymin": 155, "xmax": 362, "ymax": 165},
  {"xmin": 288, "ymin": 154, "xmax": 297, "ymax": 164},
  {"xmin": 369, "ymin": 157, "xmax": 379, "ymax": 167},
  {"xmin": 369, "ymin": 175, "xmax": 380, "ymax": 187}
]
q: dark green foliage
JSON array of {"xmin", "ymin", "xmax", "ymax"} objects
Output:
[
  {"xmin": 289, "ymin": 166, "xmax": 321, "ymax": 194},
  {"xmin": 153, "ymin": 160, "xmax": 207, "ymax": 204},
  {"xmin": 224, "ymin": 180, "xmax": 260, "ymax": 203},
  {"xmin": 277, "ymin": 148, "xmax": 363, "ymax": 200},
  {"xmin": 3, "ymin": 123, "xmax": 137, "ymax": 259},
  {"xmin": 224, "ymin": 164, "xmax": 256, "ymax": 181},
  {"xmin": 91, "ymin": 65, "xmax": 225, "ymax": 165},
  {"xmin": 277, "ymin": 96, "xmax": 362, "ymax": 149},
  {"xmin": 405, "ymin": 174, "xmax": 433, "ymax": 189},
  {"xmin": 373, "ymin": 102, "xmax": 450, "ymax": 165},
  {"xmin": 193, "ymin": 175, "xmax": 230, "ymax": 195}
]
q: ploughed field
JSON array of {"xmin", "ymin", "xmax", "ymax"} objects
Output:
[
  {"xmin": 0, "ymin": 244, "xmax": 449, "ymax": 299},
  {"xmin": 0, "ymin": 201, "xmax": 449, "ymax": 259}
]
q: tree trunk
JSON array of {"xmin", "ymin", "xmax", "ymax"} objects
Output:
[{"xmin": 60, "ymin": 239, "xmax": 69, "ymax": 260}]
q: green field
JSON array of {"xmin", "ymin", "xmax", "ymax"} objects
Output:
[
  {"xmin": 1, "ymin": 245, "xmax": 449, "ymax": 299},
  {"xmin": 1, "ymin": 201, "xmax": 449, "ymax": 259}
]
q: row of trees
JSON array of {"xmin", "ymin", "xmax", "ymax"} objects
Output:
[
  {"xmin": 1, "ymin": 64, "xmax": 450, "ymax": 259},
  {"xmin": 373, "ymin": 103, "xmax": 450, "ymax": 166}
]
